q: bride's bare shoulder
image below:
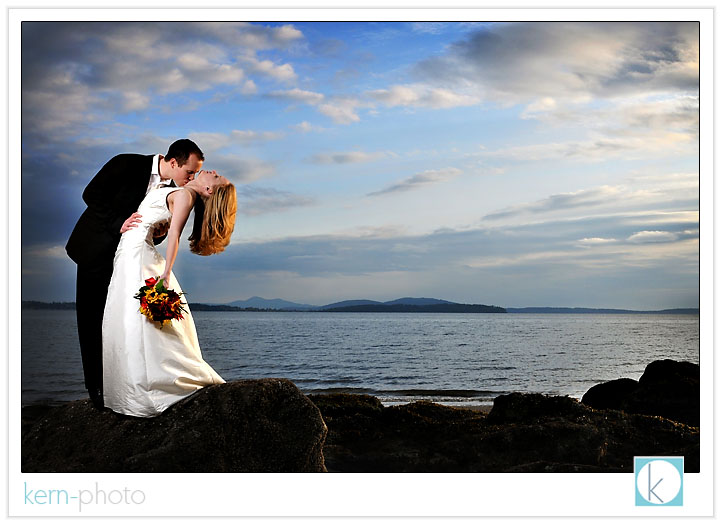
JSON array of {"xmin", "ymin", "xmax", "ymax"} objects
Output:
[{"xmin": 166, "ymin": 187, "xmax": 196, "ymax": 211}]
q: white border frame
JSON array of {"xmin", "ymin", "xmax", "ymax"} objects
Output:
[{"xmin": 7, "ymin": 5, "xmax": 714, "ymax": 519}]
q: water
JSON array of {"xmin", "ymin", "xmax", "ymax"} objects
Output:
[{"xmin": 20, "ymin": 310, "xmax": 700, "ymax": 408}]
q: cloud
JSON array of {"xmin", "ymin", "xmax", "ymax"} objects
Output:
[
  {"xmin": 21, "ymin": 22, "xmax": 306, "ymax": 137},
  {"xmin": 171, "ymin": 203, "xmax": 698, "ymax": 307},
  {"xmin": 483, "ymin": 186, "xmax": 623, "ymax": 221},
  {"xmin": 24, "ymin": 244, "xmax": 71, "ymax": 259},
  {"xmin": 230, "ymin": 130, "xmax": 285, "ymax": 143},
  {"xmin": 627, "ymin": 230, "xmax": 679, "ymax": 243},
  {"xmin": 311, "ymin": 150, "xmax": 390, "ymax": 164},
  {"xmin": 415, "ymin": 22, "xmax": 699, "ymax": 103},
  {"xmin": 368, "ymin": 84, "xmax": 480, "ymax": 109},
  {"xmin": 240, "ymin": 55, "xmax": 297, "ymax": 83},
  {"xmin": 519, "ymin": 94, "xmax": 700, "ymax": 152},
  {"xmin": 578, "ymin": 237, "xmax": 617, "ymax": 245},
  {"xmin": 292, "ymin": 121, "xmax": 321, "ymax": 133},
  {"xmin": 368, "ymin": 167, "xmax": 462, "ymax": 196},
  {"xmin": 478, "ymin": 129, "xmax": 696, "ymax": 164},
  {"xmin": 207, "ymin": 154, "xmax": 276, "ymax": 183},
  {"xmin": 479, "ymin": 175, "xmax": 699, "ymax": 241},
  {"xmin": 188, "ymin": 130, "xmax": 284, "ymax": 152},
  {"xmin": 272, "ymin": 84, "xmax": 477, "ymax": 126},
  {"xmin": 193, "ymin": 22, "xmax": 304, "ymax": 50},
  {"xmin": 317, "ymin": 97, "xmax": 365, "ymax": 124},
  {"xmin": 268, "ymin": 88, "xmax": 325, "ymax": 104},
  {"xmin": 238, "ymin": 186, "xmax": 316, "ymax": 216}
]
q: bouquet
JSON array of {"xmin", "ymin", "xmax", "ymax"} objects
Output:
[{"xmin": 134, "ymin": 277, "xmax": 187, "ymax": 328}]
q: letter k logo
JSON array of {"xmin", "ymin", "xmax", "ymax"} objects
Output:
[
  {"xmin": 635, "ymin": 457, "xmax": 684, "ymax": 506},
  {"xmin": 647, "ymin": 462, "xmax": 664, "ymax": 503}
]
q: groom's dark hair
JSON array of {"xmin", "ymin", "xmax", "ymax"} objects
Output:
[{"xmin": 166, "ymin": 139, "xmax": 204, "ymax": 166}]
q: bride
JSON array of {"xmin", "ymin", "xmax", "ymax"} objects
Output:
[{"xmin": 102, "ymin": 170, "xmax": 237, "ymax": 417}]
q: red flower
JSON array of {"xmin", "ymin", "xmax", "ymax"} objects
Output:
[{"xmin": 145, "ymin": 277, "xmax": 158, "ymax": 287}]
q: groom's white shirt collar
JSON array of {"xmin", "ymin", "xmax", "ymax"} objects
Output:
[{"xmin": 145, "ymin": 154, "xmax": 167, "ymax": 195}]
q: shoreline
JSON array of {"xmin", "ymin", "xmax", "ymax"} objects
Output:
[
  {"xmin": 20, "ymin": 397, "xmax": 496, "ymax": 414},
  {"xmin": 21, "ymin": 361, "xmax": 701, "ymax": 473}
]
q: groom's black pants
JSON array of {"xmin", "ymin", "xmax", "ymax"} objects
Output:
[{"xmin": 75, "ymin": 260, "xmax": 114, "ymax": 399}]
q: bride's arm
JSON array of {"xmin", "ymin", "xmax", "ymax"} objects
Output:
[{"xmin": 159, "ymin": 189, "xmax": 195, "ymax": 287}]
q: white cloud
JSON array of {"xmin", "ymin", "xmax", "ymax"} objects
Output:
[
  {"xmin": 578, "ymin": 237, "xmax": 617, "ymax": 245},
  {"xmin": 189, "ymin": 129, "xmax": 284, "ymax": 151},
  {"xmin": 479, "ymin": 130, "xmax": 696, "ymax": 163},
  {"xmin": 230, "ymin": 130, "xmax": 285, "ymax": 143},
  {"xmin": 292, "ymin": 121, "xmax": 323, "ymax": 133},
  {"xmin": 21, "ymin": 22, "xmax": 306, "ymax": 137},
  {"xmin": 241, "ymin": 79, "xmax": 258, "ymax": 94},
  {"xmin": 268, "ymin": 88, "xmax": 325, "ymax": 104},
  {"xmin": 521, "ymin": 97, "xmax": 558, "ymax": 118},
  {"xmin": 417, "ymin": 22, "xmax": 699, "ymax": 103},
  {"xmin": 195, "ymin": 22, "xmax": 304, "ymax": 50},
  {"xmin": 318, "ymin": 98, "xmax": 363, "ymax": 124},
  {"xmin": 368, "ymin": 84, "xmax": 480, "ymax": 109},
  {"xmin": 241, "ymin": 55, "xmax": 297, "ymax": 83},
  {"xmin": 627, "ymin": 230, "xmax": 679, "ymax": 243}
]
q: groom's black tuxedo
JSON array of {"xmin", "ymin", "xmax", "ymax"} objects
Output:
[
  {"xmin": 67, "ymin": 154, "xmax": 156, "ymax": 265},
  {"xmin": 66, "ymin": 153, "xmax": 169, "ymax": 407}
]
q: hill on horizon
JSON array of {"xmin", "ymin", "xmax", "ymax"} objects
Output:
[
  {"xmin": 225, "ymin": 296, "xmax": 460, "ymax": 311},
  {"xmin": 227, "ymin": 296, "xmax": 318, "ymax": 310}
]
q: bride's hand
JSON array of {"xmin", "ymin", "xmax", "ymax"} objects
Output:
[{"xmin": 159, "ymin": 274, "xmax": 170, "ymax": 289}]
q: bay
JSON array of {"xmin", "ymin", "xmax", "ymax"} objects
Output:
[{"xmin": 20, "ymin": 310, "xmax": 700, "ymax": 408}]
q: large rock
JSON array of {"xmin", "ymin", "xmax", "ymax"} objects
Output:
[
  {"xmin": 309, "ymin": 392, "xmax": 699, "ymax": 473},
  {"xmin": 580, "ymin": 378, "xmax": 639, "ymax": 410},
  {"xmin": 22, "ymin": 379, "xmax": 327, "ymax": 473},
  {"xmin": 581, "ymin": 359, "xmax": 699, "ymax": 426}
]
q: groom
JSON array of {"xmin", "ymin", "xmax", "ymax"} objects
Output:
[{"xmin": 66, "ymin": 139, "xmax": 204, "ymax": 409}]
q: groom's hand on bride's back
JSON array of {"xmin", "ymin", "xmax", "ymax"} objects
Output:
[{"xmin": 120, "ymin": 212, "xmax": 142, "ymax": 233}]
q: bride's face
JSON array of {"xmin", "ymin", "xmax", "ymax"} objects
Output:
[{"xmin": 197, "ymin": 170, "xmax": 230, "ymax": 197}]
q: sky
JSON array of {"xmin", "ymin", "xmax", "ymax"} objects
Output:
[{"xmin": 19, "ymin": 20, "xmax": 700, "ymax": 309}]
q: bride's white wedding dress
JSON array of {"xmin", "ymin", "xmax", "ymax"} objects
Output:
[{"xmin": 102, "ymin": 186, "xmax": 224, "ymax": 417}]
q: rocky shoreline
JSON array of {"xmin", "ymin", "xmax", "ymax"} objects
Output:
[{"xmin": 21, "ymin": 359, "xmax": 699, "ymax": 473}]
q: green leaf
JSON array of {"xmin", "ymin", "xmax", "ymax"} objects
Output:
[{"xmin": 154, "ymin": 278, "xmax": 168, "ymax": 293}]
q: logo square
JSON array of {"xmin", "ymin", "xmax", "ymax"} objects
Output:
[{"xmin": 634, "ymin": 456, "xmax": 684, "ymax": 506}]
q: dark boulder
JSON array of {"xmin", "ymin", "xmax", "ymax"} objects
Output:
[
  {"xmin": 310, "ymin": 392, "xmax": 699, "ymax": 473},
  {"xmin": 580, "ymin": 378, "xmax": 639, "ymax": 410},
  {"xmin": 486, "ymin": 392, "xmax": 587, "ymax": 423},
  {"xmin": 625, "ymin": 359, "xmax": 700, "ymax": 426},
  {"xmin": 639, "ymin": 359, "xmax": 700, "ymax": 385},
  {"xmin": 22, "ymin": 379, "xmax": 327, "ymax": 473},
  {"xmin": 581, "ymin": 359, "xmax": 699, "ymax": 426}
]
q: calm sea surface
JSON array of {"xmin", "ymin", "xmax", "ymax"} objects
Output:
[{"xmin": 21, "ymin": 310, "xmax": 700, "ymax": 408}]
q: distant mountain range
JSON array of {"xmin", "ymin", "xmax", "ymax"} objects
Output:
[
  {"xmin": 224, "ymin": 296, "xmax": 462, "ymax": 311},
  {"xmin": 227, "ymin": 296, "xmax": 318, "ymax": 310},
  {"xmin": 20, "ymin": 299, "xmax": 700, "ymax": 315},
  {"xmin": 506, "ymin": 307, "xmax": 700, "ymax": 315}
]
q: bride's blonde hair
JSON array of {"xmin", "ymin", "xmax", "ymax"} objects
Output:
[{"xmin": 189, "ymin": 183, "xmax": 237, "ymax": 256}]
